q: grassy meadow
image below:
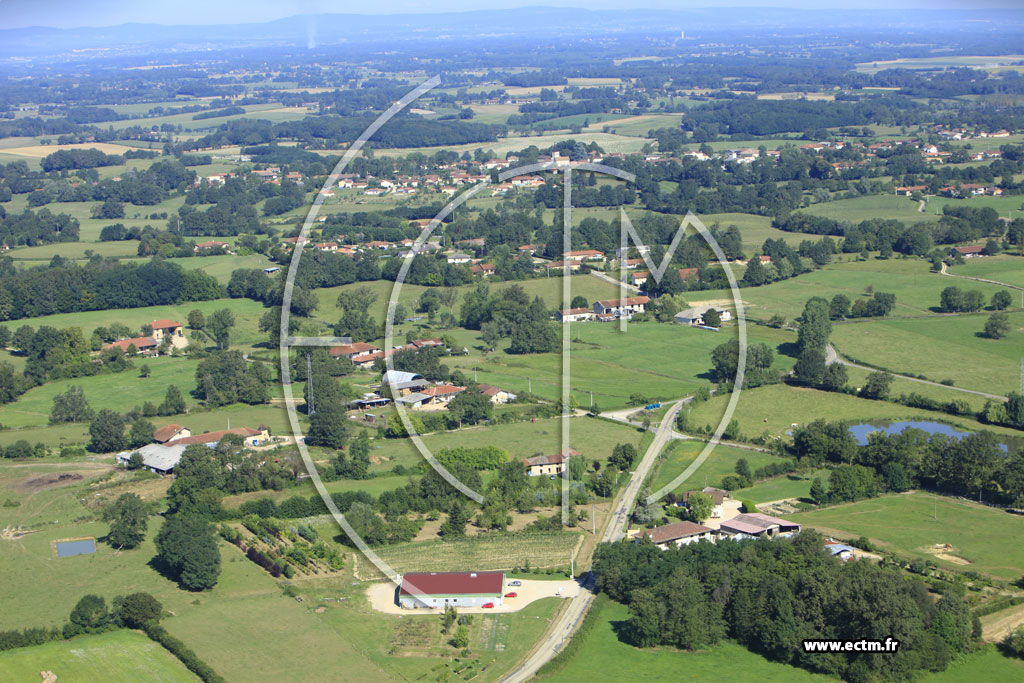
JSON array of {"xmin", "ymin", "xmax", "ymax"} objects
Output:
[
  {"xmin": 790, "ymin": 491, "xmax": 1024, "ymax": 580},
  {"xmin": 0, "ymin": 630, "xmax": 198, "ymax": 682}
]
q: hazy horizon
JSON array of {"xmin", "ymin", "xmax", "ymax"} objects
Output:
[{"xmin": 0, "ymin": 1, "xmax": 1016, "ymax": 30}]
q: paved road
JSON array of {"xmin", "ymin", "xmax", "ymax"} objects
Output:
[
  {"xmin": 824, "ymin": 343, "xmax": 1005, "ymax": 400},
  {"xmin": 499, "ymin": 400, "xmax": 684, "ymax": 683}
]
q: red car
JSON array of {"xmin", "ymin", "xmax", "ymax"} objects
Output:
[
  {"xmin": 504, "ymin": 592, "xmax": 517, "ymax": 598},
  {"xmin": 482, "ymin": 602, "xmax": 495, "ymax": 609}
]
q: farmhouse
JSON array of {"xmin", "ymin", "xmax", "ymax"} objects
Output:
[
  {"xmin": 674, "ymin": 307, "xmax": 732, "ymax": 327},
  {"xmin": 398, "ymin": 571, "xmax": 506, "ymax": 609},
  {"xmin": 103, "ymin": 336, "xmax": 158, "ymax": 355},
  {"xmin": 194, "ymin": 240, "xmax": 232, "ymax": 254},
  {"xmin": 153, "ymin": 424, "xmax": 191, "ymax": 444},
  {"xmin": 639, "ymin": 521, "xmax": 719, "ymax": 549},
  {"xmin": 446, "ymin": 253, "xmax": 472, "ymax": 264},
  {"xmin": 952, "ymin": 245, "xmax": 986, "ymax": 258},
  {"xmin": 593, "ymin": 296, "xmax": 649, "ymax": 317},
  {"xmin": 562, "ymin": 249, "xmax": 606, "ymax": 262},
  {"xmin": 328, "ymin": 342, "xmax": 381, "ymax": 360},
  {"xmin": 720, "ymin": 513, "xmax": 801, "ymax": 539},
  {"xmin": 542, "ymin": 260, "xmax": 582, "ymax": 273},
  {"xmin": 477, "ymin": 384, "xmax": 515, "ymax": 405},
  {"xmin": 166, "ymin": 425, "xmax": 270, "ymax": 448},
  {"xmin": 523, "ymin": 448, "xmax": 578, "ymax": 477},
  {"xmin": 680, "ymin": 486, "xmax": 741, "ymax": 524},
  {"xmin": 150, "ymin": 320, "xmax": 188, "ymax": 349},
  {"xmin": 556, "ymin": 307, "xmax": 594, "ymax": 323}
]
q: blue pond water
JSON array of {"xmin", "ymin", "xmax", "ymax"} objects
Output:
[
  {"xmin": 56, "ymin": 539, "xmax": 96, "ymax": 557},
  {"xmin": 849, "ymin": 420, "xmax": 1010, "ymax": 452}
]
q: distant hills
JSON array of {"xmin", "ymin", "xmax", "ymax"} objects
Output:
[{"xmin": 2, "ymin": 7, "xmax": 1023, "ymax": 62}]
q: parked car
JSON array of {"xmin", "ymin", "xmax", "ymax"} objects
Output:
[
  {"xmin": 504, "ymin": 592, "xmax": 517, "ymax": 598},
  {"xmin": 482, "ymin": 602, "xmax": 495, "ymax": 609},
  {"xmin": 508, "ymin": 580, "xmax": 522, "ymax": 586}
]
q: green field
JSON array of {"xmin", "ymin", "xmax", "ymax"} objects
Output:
[
  {"xmin": 797, "ymin": 193, "xmax": 934, "ymax": 225},
  {"xmin": 925, "ymin": 645, "xmax": 1024, "ymax": 682},
  {"xmin": 0, "ymin": 356, "xmax": 203, "ymax": 429},
  {"xmin": 541, "ymin": 596, "xmax": 832, "ymax": 682},
  {"xmin": 790, "ymin": 491, "xmax": 1024, "ymax": 579},
  {"xmin": 648, "ymin": 439, "xmax": 780, "ymax": 495},
  {"xmin": 0, "ymin": 630, "xmax": 198, "ymax": 682},
  {"xmin": 732, "ymin": 468, "xmax": 832, "ymax": 504},
  {"xmin": 830, "ymin": 312, "xmax": 1024, "ymax": 395},
  {"xmin": 686, "ymin": 383, "xmax": 1022, "ymax": 442},
  {"xmin": 443, "ymin": 321, "xmax": 793, "ymax": 410},
  {"xmin": 0, "ymin": 402, "xmax": 291, "ymax": 448},
  {"xmin": 699, "ymin": 258, "xmax": 1009, "ymax": 321},
  {"xmin": 948, "ymin": 254, "xmax": 1024, "ymax": 289},
  {"xmin": 0, "ymin": 296, "xmax": 269, "ymax": 353}
]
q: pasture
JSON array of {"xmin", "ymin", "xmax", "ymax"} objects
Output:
[
  {"xmin": 685, "ymin": 383, "xmax": 1021, "ymax": 441},
  {"xmin": 829, "ymin": 311, "xmax": 1024, "ymax": 396},
  {"xmin": 790, "ymin": 491, "xmax": 1024, "ymax": 580},
  {"xmin": 948, "ymin": 254, "xmax": 1024, "ymax": 288},
  {"xmin": 0, "ymin": 630, "xmax": 198, "ymax": 682},
  {"xmin": 648, "ymin": 439, "xmax": 781, "ymax": 495},
  {"xmin": 698, "ymin": 257, "xmax": 1008, "ymax": 320},
  {"xmin": 796, "ymin": 193, "xmax": 934, "ymax": 225}
]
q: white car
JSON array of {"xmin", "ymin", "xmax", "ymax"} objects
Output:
[{"xmin": 508, "ymin": 580, "xmax": 522, "ymax": 587}]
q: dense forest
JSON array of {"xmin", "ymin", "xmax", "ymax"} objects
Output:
[{"xmin": 593, "ymin": 531, "xmax": 976, "ymax": 682}]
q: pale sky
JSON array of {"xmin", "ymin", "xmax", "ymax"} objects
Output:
[{"xmin": 0, "ymin": 0, "xmax": 1014, "ymax": 30}]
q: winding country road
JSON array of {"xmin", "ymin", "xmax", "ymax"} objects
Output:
[{"xmin": 499, "ymin": 400, "xmax": 684, "ymax": 682}]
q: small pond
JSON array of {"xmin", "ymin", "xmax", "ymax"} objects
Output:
[
  {"xmin": 848, "ymin": 420, "xmax": 1012, "ymax": 452},
  {"xmin": 56, "ymin": 538, "xmax": 96, "ymax": 557}
]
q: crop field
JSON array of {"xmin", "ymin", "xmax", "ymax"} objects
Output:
[
  {"xmin": 855, "ymin": 54, "xmax": 1024, "ymax": 73},
  {"xmin": 540, "ymin": 596, "xmax": 832, "ymax": 682},
  {"xmin": 790, "ymin": 491, "xmax": 1024, "ymax": 580},
  {"xmin": 830, "ymin": 311, "xmax": 1024, "ymax": 395},
  {"xmin": 370, "ymin": 131, "xmax": 648, "ymax": 158},
  {"xmin": 351, "ymin": 531, "xmax": 583, "ymax": 579},
  {"xmin": 685, "ymin": 383, "xmax": 1021, "ymax": 441},
  {"xmin": 583, "ymin": 113, "xmax": 681, "ymax": 136},
  {"xmin": 165, "ymin": 253, "xmax": 275, "ymax": 284},
  {"xmin": 0, "ymin": 630, "xmax": 198, "ymax": 682}
]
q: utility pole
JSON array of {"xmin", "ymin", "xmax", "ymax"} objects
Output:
[
  {"xmin": 529, "ymin": 377, "xmax": 532, "ymax": 393},
  {"xmin": 592, "ymin": 503, "xmax": 596, "ymax": 535},
  {"xmin": 571, "ymin": 547, "xmax": 574, "ymax": 579}
]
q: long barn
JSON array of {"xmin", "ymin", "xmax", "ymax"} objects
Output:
[{"xmin": 398, "ymin": 571, "xmax": 505, "ymax": 609}]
